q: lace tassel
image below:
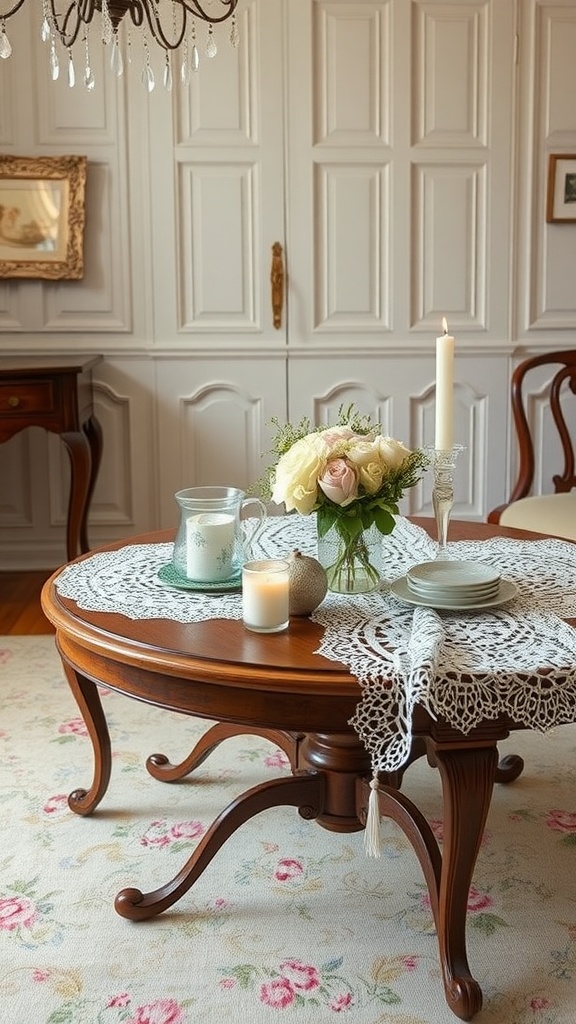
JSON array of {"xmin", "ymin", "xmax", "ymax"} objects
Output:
[{"xmin": 363, "ymin": 773, "xmax": 382, "ymax": 857}]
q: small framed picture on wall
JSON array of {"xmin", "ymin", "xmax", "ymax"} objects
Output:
[
  {"xmin": 546, "ymin": 154, "xmax": 576, "ymax": 223},
  {"xmin": 0, "ymin": 154, "xmax": 87, "ymax": 278}
]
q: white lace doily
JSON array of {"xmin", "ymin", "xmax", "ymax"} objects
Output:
[{"xmin": 55, "ymin": 517, "xmax": 576, "ymax": 773}]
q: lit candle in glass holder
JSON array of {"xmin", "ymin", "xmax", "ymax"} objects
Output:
[{"xmin": 242, "ymin": 559, "xmax": 290, "ymax": 633}]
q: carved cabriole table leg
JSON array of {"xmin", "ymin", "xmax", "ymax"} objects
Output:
[
  {"xmin": 146, "ymin": 724, "xmax": 302, "ymax": 782},
  {"xmin": 432, "ymin": 741, "xmax": 498, "ymax": 1021},
  {"xmin": 114, "ymin": 772, "xmax": 325, "ymax": 921},
  {"xmin": 59, "ymin": 654, "xmax": 112, "ymax": 816},
  {"xmin": 356, "ymin": 736, "xmax": 499, "ymax": 1022}
]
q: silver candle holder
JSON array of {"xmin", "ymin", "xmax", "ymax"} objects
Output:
[{"xmin": 426, "ymin": 445, "xmax": 465, "ymax": 554}]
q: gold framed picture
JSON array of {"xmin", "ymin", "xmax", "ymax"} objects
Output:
[
  {"xmin": 546, "ymin": 154, "xmax": 576, "ymax": 223},
  {"xmin": 0, "ymin": 154, "xmax": 87, "ymax": 279}
]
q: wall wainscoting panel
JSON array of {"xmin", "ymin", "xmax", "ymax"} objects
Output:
[
  {"xmin": 411, "ymin": 162, "xmax": 488, "ymax": 330},
  {"xmin": 413, "ymin": 0, "xmax": 489, "ymax": 147},
  {"xmin": 314, "ymin": 162, "xmax": 391, "ymax": 331}
]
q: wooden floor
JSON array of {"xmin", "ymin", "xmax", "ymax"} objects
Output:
[{"xmin": 0, "ymin": 571, "xmax": 56, "ymax": 635}]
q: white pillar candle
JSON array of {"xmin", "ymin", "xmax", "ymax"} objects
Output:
[
  {"xmin": 186, "ymin": 512, "xmax": 236, "ymax": 581},
  {"xmin": 435, "ymin": 317, "xmax": 455, "ymax": 450},
  {"xmin": 242, "ymin": 559, "xmax": 290, "ymax": 633}
]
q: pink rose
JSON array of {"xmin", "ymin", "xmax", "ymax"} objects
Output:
[
  {"xmin": 260, "ymin": 978, "xmax": 295, "ymax": 1009},
  {"xmin": 279, "ymin": 960, "xmax": 321, "ymax": 992},
  {"xmin": 329, "ymin": 992, "xmax": 353, "ymax": 1011},
  {"xmin": 126, "ymin": 998, "xmax": 185, "ymax": 1024},
  {"xmin": 318, "ymin": 458, "xmax": 358, "ymax": 506},
  {"xmin": 140, "ymin": 820, "xmax": 171, "ymax": 848},
  {"xmin": 107, "ymin": 993, "xmax": 131, "ymax": 1008},
  {"xmin": 530, "ymin": 996, "xmax": 552, "ymax": 1011},
  {"xmin": 320, "ymin": 426, "xmax": 356, "ymax": 447},
  {"xmin": 169, "ymin": 820, "xmax": 205, "ymax": 841},
  {"xmin": 58, "ymin": 718, "xmax": 88, "ymax": 736},
  {"xmin": 264, "ymin": 751, "xmax": 290, "ymax": 770},
  {"xmin": 466, "ymin": 886, "xmax": 493, "ymax": 912},
  {"xmin": 43, "ymin": 794, "xmax": 69, "ymax": 815},
  {"xmin": 274, "ymin": 858, "xmax": 304, "ymax": 882},
  {"xmin": 546, "ymin": 809, "xmax": 576, "ymax": 833},
  {"xmin": 0, "ymin": 895, "xmax": 38, "ymax": 931}
]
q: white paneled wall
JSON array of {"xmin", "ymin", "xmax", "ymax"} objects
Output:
[{"xmin": 0, "ymin": 0, "xmax": 575, "ymax": 568}]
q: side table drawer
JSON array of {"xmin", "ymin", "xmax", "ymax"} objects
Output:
[{"xmin": 0, "ymin": 381, "xmax": 56, "ymax": 416}]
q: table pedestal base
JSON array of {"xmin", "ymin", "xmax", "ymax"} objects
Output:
[{"xmin": 60, "ymin": 657, "xmax": 523, "ymax": 1022}]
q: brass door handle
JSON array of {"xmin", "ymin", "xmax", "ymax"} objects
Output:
[{"xmin": 270, "ymin": 241, "xmax": 284, "ymax": 330}]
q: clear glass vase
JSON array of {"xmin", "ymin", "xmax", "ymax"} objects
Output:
[{"xmin": 317, "ymin": 519, "xmax": 382, "ymax": 594}]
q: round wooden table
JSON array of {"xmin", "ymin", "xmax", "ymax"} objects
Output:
[{"xmin": 41, "ymin": 518, "xmax": 565, "ymax": 1022}]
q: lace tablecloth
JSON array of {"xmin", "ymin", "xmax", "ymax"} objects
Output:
[{"xmin": 55, "ymin": 517, "xmax": 576, "ymax": 775}]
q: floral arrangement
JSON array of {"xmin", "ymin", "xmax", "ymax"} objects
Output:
[{"xmin": 261, "ymin": 406, "xmax": 428, "ymax": 592}]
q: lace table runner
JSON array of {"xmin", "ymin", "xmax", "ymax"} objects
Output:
[{"xmin": 55, "ymin": 517, "xmax": 576, "ymax": 774}]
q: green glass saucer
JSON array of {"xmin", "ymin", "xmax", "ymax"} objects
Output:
[{"xmin": 157, "ymin": 563, "xmax": 242, "ymax": 593}]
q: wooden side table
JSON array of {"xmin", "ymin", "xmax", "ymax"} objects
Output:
[{"xmin": 0, "ymin": 356, "xmax": 103, "ymax": 560}]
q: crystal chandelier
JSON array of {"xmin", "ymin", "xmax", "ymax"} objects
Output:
[{"xmin": 0, "ymin": 0, "xmax": 240, "ymax": 91}]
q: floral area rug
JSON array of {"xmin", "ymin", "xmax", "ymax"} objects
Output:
[{"xmin": 2, "ymin": 634, "xmax": 576, "ymax": 1024}]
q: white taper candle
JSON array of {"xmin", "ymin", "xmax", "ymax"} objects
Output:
[{"xmin": 435, "ymin": 317, "xmax": 455, "ymax": 450}]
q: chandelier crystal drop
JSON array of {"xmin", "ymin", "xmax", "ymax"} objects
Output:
[{"xmin": 0, "ymin": 0, "xmax": 240, "ymax": 91}]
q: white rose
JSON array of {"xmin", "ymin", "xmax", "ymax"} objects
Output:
[
  {"xmin": 271, "ymin": 433, "xmax": 328, "ymax": 514},
  {"xmin": 346, "ymin": 438, "xmax": 380, "ymax": 468},
  {"xmin": 376, "ymin": 436, "xmax": 411, "ymax": 471}
]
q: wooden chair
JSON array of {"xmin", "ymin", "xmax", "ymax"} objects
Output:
[{"xmin": 488, "ymin": 350, "xmax": 576, "ymax": 540}]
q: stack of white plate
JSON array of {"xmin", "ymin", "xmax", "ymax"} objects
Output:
[
  {"xmin": 391, "ymin": 560, "xmax": 519, "ymax": 610},
  {"xmin": 406, "ymin": 560, "xmax": 501, "ymax": 605}
]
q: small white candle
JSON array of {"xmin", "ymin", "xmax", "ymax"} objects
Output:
[
  {"xmin": 435, "ymin": 317, "xmax": 455, "ymax": 450},
  {"xmin": 242, "ymin": 559, "xmax": 290, "ymax": 633}
]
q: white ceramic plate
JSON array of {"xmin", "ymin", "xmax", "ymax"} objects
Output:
[
  {"xmin": 407, "ymin": 585, "xmax": 500, "ymax": 604},
  {"xmin": 407, "ymin": 560, "xmax": 501, "ymax": 591},
  {"xmin": 407, "ymin": 578, "xmax": 499, "ymax": 600},
  {"xmin": 390, "ymin": 576, "xmax": 518, "ymax": 611}
]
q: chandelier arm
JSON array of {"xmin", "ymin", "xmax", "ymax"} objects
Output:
[
  {"xmin": 49, "ymin": 2, "xmax": 86, "ymax": 48},
  {"xmin": 0, "ymin": 0, "xmax": 28, "ymax": 16},
  {"xmin": 180, "ymin": 0, "xmax": 239, "ymax": 26},
  {"xmin": 137, "ymin": 1, "xmax": 187, "ymax": 51},
  {"xmin": 128, "ymin": 1, "xmax": 238, "ymax": 52}
]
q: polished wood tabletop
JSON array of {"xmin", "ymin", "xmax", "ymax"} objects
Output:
[{"xmin": 41, "ymin": 517, "xmax": 573, "ymax": 1022}]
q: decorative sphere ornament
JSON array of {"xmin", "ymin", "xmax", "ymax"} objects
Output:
[{"xmin": 287, "ymin": 549, "xmax": 328, "ymax": 615}]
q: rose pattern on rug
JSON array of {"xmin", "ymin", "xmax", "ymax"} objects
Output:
[
  {"xmin": 218, "ymin": 953, "xmax": 420, "ymax": 1013},
  {"xmin": 3, "ymin": 636, "xmax": 576, "ymax": 1023}
]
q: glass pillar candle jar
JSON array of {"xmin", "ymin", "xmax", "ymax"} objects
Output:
[
  {"xmin": 172, "ymin": 486, "xmax": 267, "ymax": 583},
  {"xmin": 242, "ymin": 559, "xmax": 290, "ymax": 633}
]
